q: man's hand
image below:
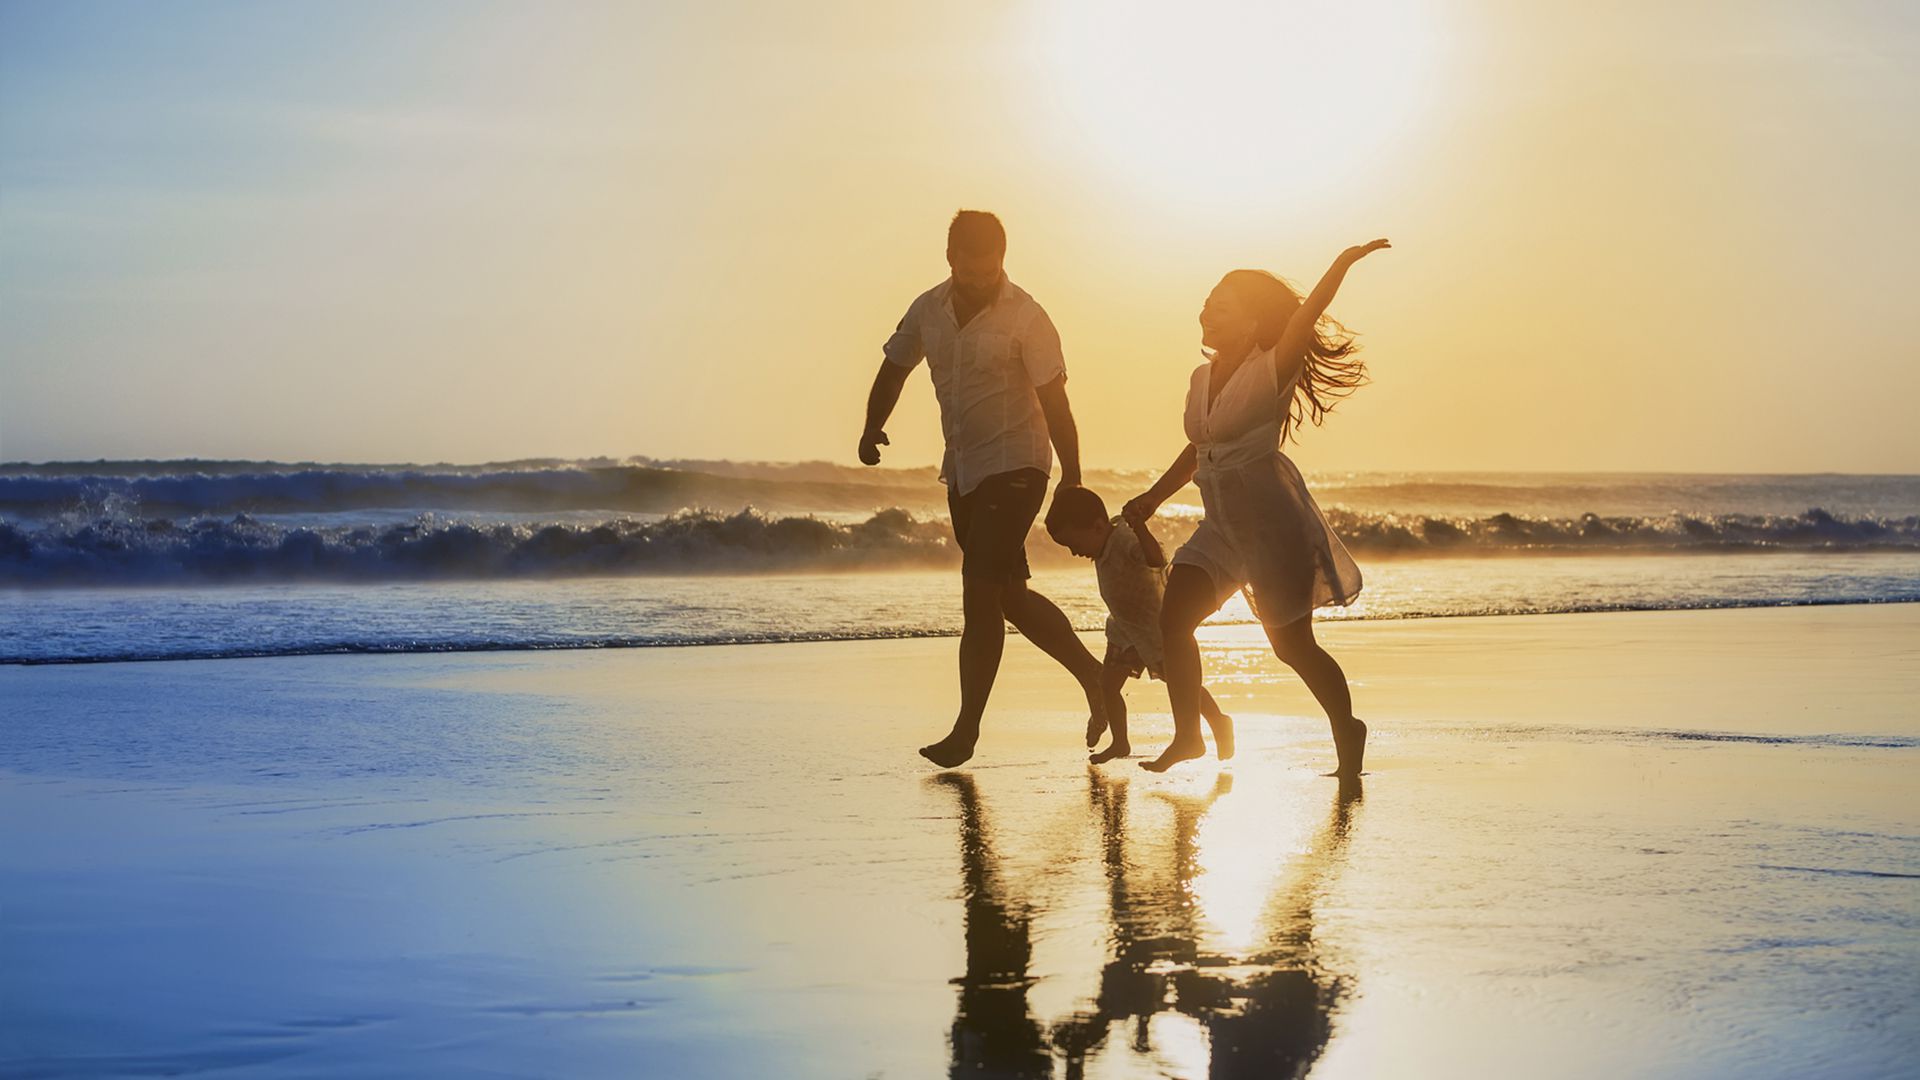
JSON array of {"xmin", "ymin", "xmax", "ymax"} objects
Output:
[{"xmin": 858, "ymin": 428, "xmax": 889, "ymax": 466}]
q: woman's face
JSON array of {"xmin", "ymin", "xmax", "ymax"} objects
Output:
[{"xmin": 1199, "ymin": 284, "xmax": 1258, "ymax": 354}]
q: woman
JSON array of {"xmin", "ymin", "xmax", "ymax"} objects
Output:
[{"xmin": 1124, "ymin": 239, "xmax": 1389, "ymax": 776}]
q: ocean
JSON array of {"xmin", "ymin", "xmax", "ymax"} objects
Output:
[{"xmin": 3, "ymin": 458, "xmax": 1917, "ymax": 665}]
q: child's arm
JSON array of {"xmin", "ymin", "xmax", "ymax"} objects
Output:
[
  {"xmin": 1127, "ymin": 516, "xmax": 1167, "ymax": 568},
  {"xmin": 1273, "ymin": 239, "xmax": 1390, "ymax": 379}
]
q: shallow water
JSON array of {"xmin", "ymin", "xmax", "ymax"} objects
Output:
[
  {"xmin": 3, "ymin": 610, "xmax": 1916, "ymax": 1078},
  {"xmin": 6, "ymin": 552, "xmax": 1920, "ymax": 664}
]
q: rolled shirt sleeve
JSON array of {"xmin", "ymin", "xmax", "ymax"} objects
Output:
[
  {"xmin": 1018, "ymin": 307, "xmax": 1066, "ymax": 387},
  {"xmin": 882, "ymin": 299, "xmax": 926, "ymax": 370}
]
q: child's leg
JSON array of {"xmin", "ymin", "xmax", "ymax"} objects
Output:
[{"xmin": 1198, "ymin": 685, "xmax": 1234, "ymax": 762}]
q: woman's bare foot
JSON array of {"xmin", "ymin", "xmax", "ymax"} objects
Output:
[
  {"xmin": 1140, "ymin": 734, "xmax": 1207, "ymax": 773},
  {"xmin": 919, "ymin": 732, "xmax": 977, "ymax": 769},
  {"xmin": 1090, "ymin": 738, "xmax": 1131, "ymax": 764},
  {"xmin": 1329, "ymin": 716, "xmax": 1367, "ymax": 778},
  {"xmin": 1205, "ymin": 713, "xmax": 1235, "ymax": 762}
]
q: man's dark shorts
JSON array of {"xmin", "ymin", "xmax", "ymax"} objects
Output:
[{"xmin": 948, "ymin": 467, "xmax": 1047, "ymax": 583}]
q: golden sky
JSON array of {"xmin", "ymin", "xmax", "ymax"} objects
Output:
[{"xmin": 2, "ymin": 0, "xmax": 1915, "ymax": 472}]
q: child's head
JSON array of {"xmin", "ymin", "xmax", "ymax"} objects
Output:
[{"xmin": 1045, "ymin": 486, "xmax": 1111, "ymax": 558}]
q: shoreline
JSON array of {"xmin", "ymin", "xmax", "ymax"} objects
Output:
[{"xmin": 5, "ymin": 592, "xmax": 1918, "ymax": 668}]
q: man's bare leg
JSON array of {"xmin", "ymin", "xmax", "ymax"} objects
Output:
[
  {"xmin": 1090, "ymin": 653, "xmax": 1132, "ymax": 764},
  {"xmin": 999, "ymin": 580, "xmax": 1108, "ymax": 740},
  {"xmin": 920, "ymin": 576, "xmax": 1007, "ymax": 768}
]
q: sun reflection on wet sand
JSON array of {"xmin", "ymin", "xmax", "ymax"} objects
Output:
[{"xmin": 934, "ymin": 768, "xmax": 1363, "ymax": 1077}]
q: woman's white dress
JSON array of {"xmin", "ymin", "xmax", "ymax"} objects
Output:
[{"xmin": 1170, "ymin": 345, "xmax": 1363, "ymax": 626}]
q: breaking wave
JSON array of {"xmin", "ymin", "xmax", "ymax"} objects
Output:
[{"xmin": 2, "ymin": 500, "xmax": 1917, "ymax": 587}]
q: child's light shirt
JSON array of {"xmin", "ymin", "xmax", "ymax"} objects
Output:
[{"xmin": 1095, "ymin": 516, "xmax": 1167, "ymax": 670}]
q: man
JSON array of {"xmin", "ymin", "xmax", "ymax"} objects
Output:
[{"xmin": 859, "ymin": 210, "xmax": 1107, "ymax": 768}]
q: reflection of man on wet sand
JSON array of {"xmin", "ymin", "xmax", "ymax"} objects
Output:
[{"xmin": 933, "ymin": 773, "xmax": 1052, "ymax": 1078}]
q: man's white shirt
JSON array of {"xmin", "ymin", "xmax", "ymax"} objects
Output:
[{"xmin": 882, "ymin": 277, "xmax": 1066, "ymax": 497}]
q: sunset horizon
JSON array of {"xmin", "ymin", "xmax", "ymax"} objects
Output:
[{"xmin": 4, "ymin": 3, "xmax": 1915, "ymax": 1078}]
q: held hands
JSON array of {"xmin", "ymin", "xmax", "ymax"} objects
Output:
[
  {"xmin": 858, "ymin": 429, "xmax": 888, "ymax": 466},
  {"xmin": 1339, "ymin": 238, "xmax": 1391, "ymax": 265},
  {"xmin": 1121, "ymin": 492, "xmax": 1161, "ymax": 526}
]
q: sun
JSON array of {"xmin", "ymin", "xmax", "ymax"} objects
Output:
[{"xmin": 1033, "ymin": 0, "xmax": 1438, "ymax": 210}]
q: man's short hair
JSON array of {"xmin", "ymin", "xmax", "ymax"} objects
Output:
[
  {"xmin": 1045, "ymin": 486, "xmax": 1108, "ymax": 542},
  {"xmin": 948, "ymin": 209, "xmax": 1007, "ymax": 253}
]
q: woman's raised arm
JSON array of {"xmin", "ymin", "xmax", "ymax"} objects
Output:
[{"xmin": 1272, "ymin": 239, "xmax": 1390, "ymax": 373}]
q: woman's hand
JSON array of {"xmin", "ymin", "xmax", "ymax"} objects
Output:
[
  {"xmin": 1339, "ymin": 238, "xmax": 1391, "ymax": 265},
  {"xmin": 1121, "ymin": 492, "xmax": 1161, "ymax": 525}
]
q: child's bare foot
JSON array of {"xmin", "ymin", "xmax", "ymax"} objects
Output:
[
  {"xmin": 1090, "ymin": 738, "xmax": 1131, "ymax": 764},
  {"xmin": 919, "ymin": 732, "xmax": 977, "ymax": 769},
  {"xmin": 1140, "ymin": 734, "xmax": 1207, "ymax": 773},
  {"xmin": 1329, "ymin": 716, "xmax": 1367, "ymax": 778},
  {"xmin": 1085, "ymin": 712, "xmax": 1107, "ymax": 749},
  {"xmin": 1206, "ymin": 713, "xmax": 1234, "ymax": 762}
]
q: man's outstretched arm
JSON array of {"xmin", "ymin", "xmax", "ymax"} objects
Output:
[
  {"xmin": 1034, "ymin": 373, "xmax": 1082, "ymax": 489},
  {"xmin": 860, "ymin": 361, "xmax": 910, "ymax": 465}
]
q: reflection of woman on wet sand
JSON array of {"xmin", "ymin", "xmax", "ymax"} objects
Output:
[
  {"xmin": 1052, "ymin": 771, "xmax": 1364, "ymax": 1079},
  {"xmin": 1125, "ymin": 241, "xmax": 1390, "ymax": 776}
]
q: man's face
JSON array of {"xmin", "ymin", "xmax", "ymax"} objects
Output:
[{"xmin": 947, "ymin": 239, "xmax": 1005, "ymax": 301}]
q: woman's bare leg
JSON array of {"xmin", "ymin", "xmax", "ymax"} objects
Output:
[
  {"xmin": 1263, "ymin": 616, "xmax": 1366, "ymax": 777},
  {"xmin": 1142, "ymin": 565, "xmax": 1225, "ymax": 772}
]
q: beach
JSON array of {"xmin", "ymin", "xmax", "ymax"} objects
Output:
[{"xmin": 3, "ymin": 603, "xmax": 1915, "ymax": 1078}]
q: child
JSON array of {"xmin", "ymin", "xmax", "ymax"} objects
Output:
[{"xmin": 1045, "ymin": 487, "xmax": 1234, "ymax": 764}]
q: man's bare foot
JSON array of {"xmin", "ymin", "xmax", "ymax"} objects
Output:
[
  {"xmin": 1140, "ymin": 734, "xmax": 1207, "ymax": 773},
  {"xmin": 919, "ymin": 733, "xmax": 977, "ymax": 769},
  {"xmin": 1206, "ymin": 713, "xmax": 1235, "ymax": 762},
  {"xmin": 1081, "ymin": 682, "xmax": 1109, "ymax": 744},
  {"xmin": 1330, "ymin": 716, "xmax": 1367, "ymax": 778},
  {"xmin": 1090, "ymin": 739, "xmax": 1131, "ymax": 764}
]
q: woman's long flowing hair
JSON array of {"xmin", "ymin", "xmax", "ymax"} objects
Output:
[{"xmin": 1217, "ymin": 269, "xmax": 1368, "ymax": 442}]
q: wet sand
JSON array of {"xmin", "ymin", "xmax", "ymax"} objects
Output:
[{"xmin": 3, "ymin": 604, "xmax": 1917, "ymax": 1078}]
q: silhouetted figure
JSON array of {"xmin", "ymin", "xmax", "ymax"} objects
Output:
[
  {"xmin": 1050, "ymin": 771, "xmax": 1364, "ymax": 1078},
  {"xmin": 933, "ymin": 773, "xmax": 1053, "ymax": 1078},
  {"xmin": 1044, "ymin": 486, "xmax": 1234, "ymax": 764},
  {"xmin": 1124, "ymin": 240, "xmax": 1391, "ymax": 775},
  {"xmin": 861, "ymin": 211, "xmax": 1106, "ymax": 768},
  {"xmin": 1202, "ymin": 778, "xmax": 1362, "ymax": 1079}
]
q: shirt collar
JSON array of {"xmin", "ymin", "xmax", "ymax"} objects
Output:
[{"xmin": 941, "ymin": 274, "xmax": 1009, "ymax": 312}]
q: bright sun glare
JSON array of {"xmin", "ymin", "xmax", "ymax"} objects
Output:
[{"xmin": 1038, "ymin": 0, "xmax": 1437, "ymax": 208}]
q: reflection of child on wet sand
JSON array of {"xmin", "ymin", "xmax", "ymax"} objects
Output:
[{"xmin": 1045, "ymin": 488, "xmax": 1233, "ymax": 764}]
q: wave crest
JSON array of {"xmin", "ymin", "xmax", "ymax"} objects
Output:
[
  {"xmin": 2, "ymin": 500, "xmax": 1917, "ymax": 587},
  {"xmin": 0, "ymin": 506, "xmax": 956, "ymax": 585}
]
